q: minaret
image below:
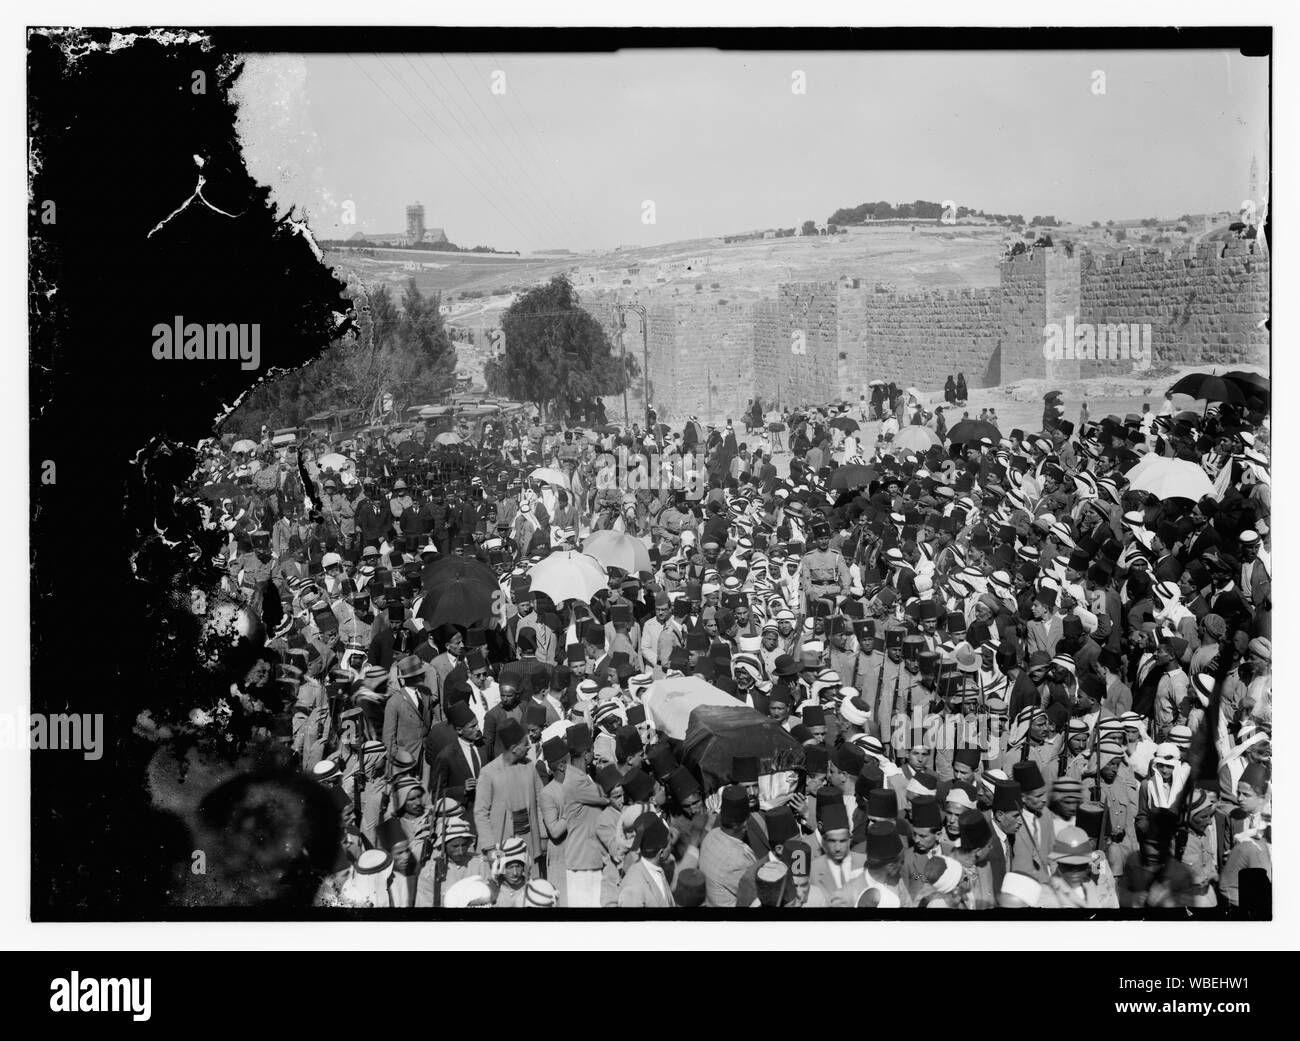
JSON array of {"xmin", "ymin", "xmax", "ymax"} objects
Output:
[{"xmin": 1249, "ymin": 154, "xmax": 1259, "ymax": 206}]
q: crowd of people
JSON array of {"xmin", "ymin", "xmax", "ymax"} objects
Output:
[{"xmin": 196, "ymin": 374, "xmax": 1272, "ymax": 911}]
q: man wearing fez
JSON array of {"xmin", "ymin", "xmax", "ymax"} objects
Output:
[
  {"xmin": 538, "ymin": 736, "xmax": 570, "ymax": 902},
  {"xmin": 902, "ymin": 794, "xmax": 944, "ymax": 900},
  {"xmin": 432, "ymin": 700, "xmax": 486, "ymax": 808},
  {"xmin": 865, "ymin": 625, "xmax": 907, "ymax": 731},
  {"xmin": 987, "ymin": 779, "xmax": 1039, "ymax": 890},
  {"xmin": 809, "ymin": 800, "xmax": 863, "ymax": 901},
  {"xmin": 474, "ymin": 717, "xmax": 545, "ymax": 873},
  {"xmin": 617, "ymin": 817, "xmax": 676, "ymax": 908},
  {"xmin": 734, "ymin": 805, "xmax": 802, "ymax": 907},
  {"xmin": 1012, "ymin": 760, "xmax": 1052, "ymax": 882},
  {"xmin": 700, "ymin": 785, "xmax": 758, "ymax": 907},
  {"xmin": 561, "ymin": 724, "xmax": 611, "ymax": 908},
  {"xmin": 952, "ymin": 808, "xmax": 997, "ymax": 909},
  {"xmin": 837, "ymin": 820, "xmax": 912, "ymax": 908}
]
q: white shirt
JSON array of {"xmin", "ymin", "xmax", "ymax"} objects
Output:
[
  {"xmin": 826, "ymin": 855, "xmax": 862, "ymax": 891},
  {"xmin": 641, "ymin": 858, "xmax": 669, "ymax": 903},
  {"xmin": 992, "ymin": 818, "xmax": 1012, "ymax": 864},
  {"xmin": 475, "ymin": 680, "xmax": 501, "ymax": 714},
  {"xmin": 458, "ymin": 737, "xmax": 482, "ymax": 778}
]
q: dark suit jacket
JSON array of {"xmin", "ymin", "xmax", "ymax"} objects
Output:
[
  {"xmin": 482, "ymin": 703, "xmax": 526, "ymax": 761},
  {"xmin": 425, "ymin": 721, "xmax": 458, "ymax": 761},
  {"xmin": 988, "ymin": 817, "xmax": 1010, "ymax": 892},
  {"xmin": 433, "ymin": 739, "xmax": 483, "ymax": 806}
]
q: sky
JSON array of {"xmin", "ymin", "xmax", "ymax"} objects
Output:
[{"xmin": 235, "ymin": 48, "xmax": 1270, "ymax": 254}]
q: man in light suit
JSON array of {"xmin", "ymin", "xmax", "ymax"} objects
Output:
[
  {"xmin": 808, "ymin": 802, "xmax": 864, "ymax": 901},
  {"xmin": 639, "ymin": 592, "xmax": 673, "ymax": 675},
  {"xmin": 618, "ymin": 817, "xmax": 676, "ymax": 908},
  {"xmin": 383, "ymin": 654, "xmax": 435, "ymax": 784}
]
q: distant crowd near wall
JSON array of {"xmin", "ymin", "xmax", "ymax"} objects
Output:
[{"xmin": 587, "ymin": 239, "xmax": 1268, "ymax": 424}]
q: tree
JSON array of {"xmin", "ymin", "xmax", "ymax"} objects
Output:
[
  {"xmin": 483, "ymin": 275, "xmax": 635, "ymax": 422},
  {"xmin": 801, "ymin": 220, "xmax": 817, "ymax": 236},
  {"xmin": 222, "ymin": 278, "xmax": 457, "ymax": 436}
]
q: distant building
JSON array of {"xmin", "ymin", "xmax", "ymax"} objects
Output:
[
  {"xmin": 406, "ymin": 203, "xmax": 426, "ymax": 243},
  {"xmin": 347, "ymin": 225, "xmax": 450, "ymax": 247}
]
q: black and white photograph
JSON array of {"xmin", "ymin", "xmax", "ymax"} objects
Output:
[{"xmin": 10, "ymin": 7, "xmax": 1290, "ymax": 973}]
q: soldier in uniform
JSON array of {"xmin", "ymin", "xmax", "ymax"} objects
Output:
[{"xmin": 801, "ymin": 520, "xmax": 850, "ymax": 614}]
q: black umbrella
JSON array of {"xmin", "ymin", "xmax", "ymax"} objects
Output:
[
  {"xmin": 828, "ymin": 464, "xmax": 877, "ymax": 490},
  {"xmin": 829, "ymin": 416, "xmax": 860, "ymax": 433},
  {"xmin": 946, "ymin": 419, "xmax": 1002, "ymax": 445},
  {"xmin": 1168, "ymin": 372, "xmax": 1247, "ymax": 406},
  {"xmin": 421, "ymin": 554, "xmax": 498, "ymax": 596},
  {"xmin": 418, "ymin": 576, "xmax": 498, "ymax": 629},
  {"xmin": 1222, "ymin": 371, "xmax": 1270, "ymax": 403}
]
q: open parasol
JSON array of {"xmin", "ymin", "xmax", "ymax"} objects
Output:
[
  {"xmin": 529, "ymin": 466, "xmax": 571, "ymax": 487},
  {"xmin": 894, "ymin": 425, "xmax": 941, "ymax": 451},
  {"xmin": 527, "ymin": 550, "xmax": 607, "ymax": 604},
  {"xmin": 1124, "ymin": 456, "xmax": 1216, "ymax": 502},
  {"xmin": 582, "ymin": 530, "xmax": 653, "ymax": 574}
]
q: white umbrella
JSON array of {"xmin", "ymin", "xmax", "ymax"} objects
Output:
[
  {"xmin": 317, "ymin": 452, "xmax": 352, "ymax": 472},
  {"xmin": 231, "ymin": 439, "xmax": 257, "ymax": 454},
  {"xmin": 1124, "ymin": 456, "xmax": 1215, "ymax": 502},
  {"xmin": 529, "ymin": 466, "xmax": 570, "ymax": 487},
  {"xmin": 643, "ymin": 675, "xmax": 741, "ymax": 741},
  {"xmin": 527, "ymin": 551, "xmax": 607, "ymax": 604},
  {"xmin": 434, "ymin": 431, "xmax": 462, "ymax": 445},
  {"xmin": 894, "ymin": 425, "xmax": 940, "ymax": 451},
  {"xmin": 583, "ymin": 530, "xmax": 653, "ymax": 574}
]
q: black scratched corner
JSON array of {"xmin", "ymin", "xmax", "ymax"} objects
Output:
[{"xmin": 28, "ymin": 28, "xmax": 351, "ymax": 917}]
